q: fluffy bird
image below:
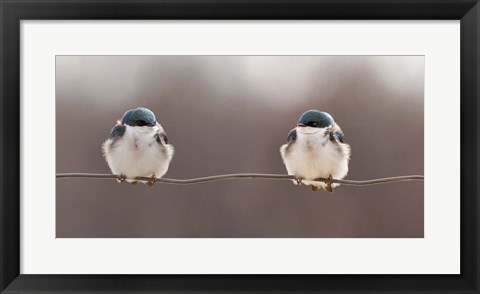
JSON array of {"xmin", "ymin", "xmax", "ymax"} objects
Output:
[
  {"xmin": 280, "ymin": 109, "xmax": 351, "ymax": 192},
  {"xmin": 102, "ymin": 107, "xmax": 174, "ymax": 186}
]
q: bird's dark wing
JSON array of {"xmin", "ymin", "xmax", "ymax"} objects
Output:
[
  {"xmin": 156, "ymin": 130, "xmax": 169, "ymax": 145},
  {"xmin": 109, "ymin": 124, "xmax": 126, "ymax": 143},
  {"xmin": 329, "ymin": 124, "xmax": 345, "ymax": 143},
  {"xmin": 287, "ymin": 128, "xmax": 297, "ymax": 143}
]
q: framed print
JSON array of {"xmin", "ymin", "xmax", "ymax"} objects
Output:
[
  {"xmin": 55, "ymin": 54, "xmax": 425, "ymax": 239},
  {"xmin": 1, "ymin": 0, "xmax": 479, "ymax": 293}
]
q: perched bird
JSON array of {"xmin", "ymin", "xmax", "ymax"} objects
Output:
[
  {"xmin": 280, "ymin": 109, "xmax": 351, "ymax": 192},
  {"xmin": 102, "ymin": 107, "xmax": 174, "ymax": 186}
]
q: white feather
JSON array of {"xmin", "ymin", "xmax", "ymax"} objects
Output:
[
  {"xmin": 280, "ymin": 126, "xmax": 350, "ymax": 189},
  {"xmin": 102, "ymin": 122, "xmax": 174, "ymax": 183}
]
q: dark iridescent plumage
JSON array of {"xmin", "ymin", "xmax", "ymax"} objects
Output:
[
  {"xmin": 298, "ymin": 109, "xmax": 334, "ymax": 128},
  {"xmin": 156, "ymin": 131, "xmax": 169, "ymax": 145},
  {"xmin": 121, "ymin": 107, "xmax": 157, "ymax": 127}
]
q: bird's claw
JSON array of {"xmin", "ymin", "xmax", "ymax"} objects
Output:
[
  {"xmin": 117, "ymin": 174, "xmax": 127, "ymax": 183},
  {"xmin": 146, "ymin": 174, "xmax": 157, "ymax": 187},
  {"xmin": 324, "ymin": 175, "xmax": 334, "ymax": 192},
  {"xmin": 294, "ymin": 177, "xmax": 303, "ymax": 185}
]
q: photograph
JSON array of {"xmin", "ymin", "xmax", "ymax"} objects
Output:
[{"xmin": 56, "ymin": 55, "xmax": 424, "ymax": 238}]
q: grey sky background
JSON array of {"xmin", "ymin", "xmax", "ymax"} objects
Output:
[{"xmin": 56, "ymin": 56, "xmax": 424, "ymax": 238}]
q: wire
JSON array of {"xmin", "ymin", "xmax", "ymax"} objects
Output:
[{"xmin": 56, "ymin": 173, "xmax": 424, "ymax": 186}]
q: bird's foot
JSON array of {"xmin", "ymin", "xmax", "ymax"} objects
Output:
[
  {"xmin": 117, "ymin": 174, "xmax": 127, "ymax": 183},
  {"xmin": 131, "ymin": 181, "xmax": 139, "ymax": 185},
  {"xmin": 294, "ymin": 176, "xmax": 304, "ymax": 185},
  {"xmin": 146, "ymin": 174, "xmax": 157, "ymax": 187},
  {"xmin": 324, "ymin": 175, "xmax": 334, "ymax": 193}
]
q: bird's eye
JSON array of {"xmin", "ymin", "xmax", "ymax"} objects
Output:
[
  {"xmin": 310, "ymin": 121, "xmax": 318, "ymax": 127},
  {"xmin": 136, "ymin": 120, "xmax": 146, "ymax": 126}
]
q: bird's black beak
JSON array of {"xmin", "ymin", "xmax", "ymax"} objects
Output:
[
  {"xmin": 147, "ymin": 122, "xmax": 156, "ymax": 127},
  {"xmin": 297, "ymin": 123, "xmax": 306, "ymax": 127}
]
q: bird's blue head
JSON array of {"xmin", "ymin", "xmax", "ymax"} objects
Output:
[
  {"xmin": 297, "ymin": 109, "xmax": 335, "ymax": 128},
  {"xmin": 120, "ymin": 107, "xmax": 157, "ymax": 127}
]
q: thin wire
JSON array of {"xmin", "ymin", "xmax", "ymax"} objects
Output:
[{"xmin": 56, "ymin": 173, "xmax": 424, "ymax": 186}]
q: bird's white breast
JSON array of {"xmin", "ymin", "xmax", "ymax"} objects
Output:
[
  {"xmin": 280, "ymin": 127, "xmax": 349, "ymax": 187},
  {"xmin": 103, "ymin": 125, "xmax": 174, "ymax": 180}
]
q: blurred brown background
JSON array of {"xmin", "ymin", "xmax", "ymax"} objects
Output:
[{"xmin": 56, "ymin": 56, "xmax": 424, "ymax": 238}]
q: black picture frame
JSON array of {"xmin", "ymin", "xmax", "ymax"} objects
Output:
[{"xmin": 1, "ymin": 0, "xmax": 479, "ymax": 293}]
